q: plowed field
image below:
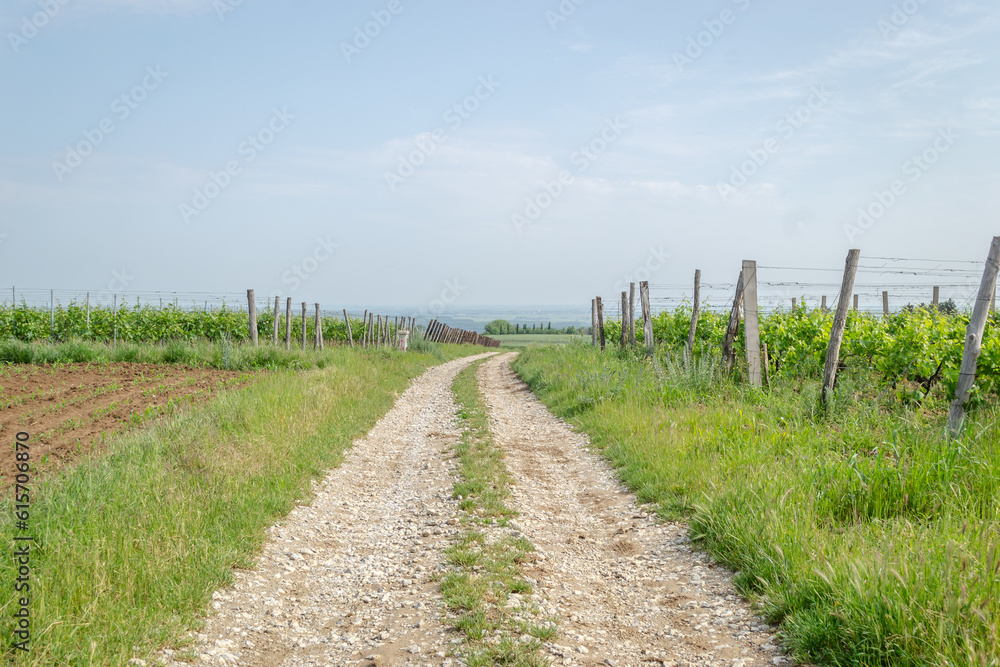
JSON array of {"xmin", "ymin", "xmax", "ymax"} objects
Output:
[{"xmin": 0, "ymin": 363, "xmax": 255, "ymax": 484}]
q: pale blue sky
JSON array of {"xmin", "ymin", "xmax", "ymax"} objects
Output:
[{"xmin": 1, "ymin": 0, "xmax": 998, "ymax": 313}]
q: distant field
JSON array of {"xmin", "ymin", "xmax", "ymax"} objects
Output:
[{"xmin": 493, "ymin": 334, "xmax": 587, "ymax": 348}]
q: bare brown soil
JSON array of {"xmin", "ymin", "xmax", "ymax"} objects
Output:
[{"xmin": 0, "ymin": 362, "xmax": 255, "ymax": 483}]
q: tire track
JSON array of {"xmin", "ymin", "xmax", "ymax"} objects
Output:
[
  {"xmin": 162, "ymin": 353, "xmax": 494, "ymax": 667},
  {"xmin": 479, "ymin": 353, "xmax": 791, "ymax": 667}
]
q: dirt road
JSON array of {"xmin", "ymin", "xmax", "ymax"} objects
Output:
[{"xmin": 164, "ymin": 353, "xmax": 788, "ymax": 667}]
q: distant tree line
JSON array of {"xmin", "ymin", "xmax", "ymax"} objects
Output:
[{"xmin": 483, "ymin": 319, "xmax": 589, "ymax": 335}]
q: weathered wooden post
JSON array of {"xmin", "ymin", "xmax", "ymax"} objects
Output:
[
  {"xmin": 596, "ymin": 297, "xmax": 606, "ymax": 352},
  {"xmin": 343, "ymin": 309, "xmax": 354, "ymax": 347},
  {"xmin": 742, "ymin": 261, "xmax": 762, "ymax": 388},
  {"xmin": 686, "ymin": 269, "xmax": 701, "ymax": 359},
  {"xmin": 285, "ymin": 298, "xmax": 292, "ymax": 351},
  {"xmin": 629, "ymin": 282, "xmax": 637, "ymax": 347},
  {"xmin": 791, "ymin": 298, "xmax": 797, "ymax": 311},
  {"xmin": 948, "ymin": 236, "xmax": 1000, "ymax": 437},
  {"xmin": 883, "ymin": 291, "xmax": 890, "ymax": 317},
  {"xmin": 301, "ymin": 302, "xmax": 307, "ymax": 350},
  {"xmin": 273, "ymin": 296, "xmax": 280, "ymax": 344},
  {"xmin": 247, "ymin": 289, "xmax": 258, "ymax": 346},
  {"xmin": 640, "ymin": 281, "xmax": 653, "ymax": 354},
  {"xmin": 722, "ymin": 271, "xmax": 745, "ymax": 373},
  {"xmin": 314, "ymin": 304, "xmax": 322, "ymax": 350},
  {"xmin": 933, "ymin": 286, "xmax": 940, "ymax": 308},
  {"xmin": 821, "ymin": 295, "xmax": 828, "ymax": 313},
  {"xmin": 822, "ymin": 249, "xmax": 861, "ymax": 405},
  {"xmin": 853, "ymin": 294, "xmax": 859, "ymax": 311}
]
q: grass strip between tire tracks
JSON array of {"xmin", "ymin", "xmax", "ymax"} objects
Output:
[{"xmin": 441, "ymin": 359, "xmax": 556, "ymax": 667}]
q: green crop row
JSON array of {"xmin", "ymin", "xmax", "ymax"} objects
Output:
[
  {"xmin": 601, "ymin": 304, "xmax": 1000, "ymax": 402},
  {"xmin": 0, "ymin": 302, "xmax": 403, "ymax": 346}
]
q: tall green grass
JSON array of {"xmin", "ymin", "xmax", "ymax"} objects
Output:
[
  {"xmin": 513, "ymin": 343, "xmax": 1000, "ymax": 667},
  {"xmin": 0, "ymin": 338, "xmax": 466, "ymax": 371},
  {"xmin": 0, "ymin": 345, "xmax": 482, "ymax": 665}
]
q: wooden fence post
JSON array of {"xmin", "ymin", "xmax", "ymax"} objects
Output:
[
  {"xmin": 314, "ymin": 304, "xmax": 322, "ymax": 350},
  {"xmin": 686, "ymin": 269, "xmax": 701, "ymax": 359},
  {"xmin": 50, "ymin": 289, "xmax": 54, "ymax": 339},
  {"xmin": 596, "ymin": 297, "xmax": 606, "ymax": 352},
  {"xmin": 853, "ymin": 294, "xmax": 859, "ymax": 311},
  {"xmin": 620, "ymin": 291, "xmax": 628, "ymax": 347},
  {"xmin": 300, "ymin": 302, "xmax": 307, "ymax": 350},
  {"xmin": 821, "ymin": 295, "xmax": 828, "ymax": 313},
  {"xmin": 640, "ymin": 281, "xmax": 653, "ymax": 354},
  {"xmin": 822, "ymin": 249, "xmax": 861, "ymax": 405},
  {"xmin": 722, "ymin": 270, "xmax": 745, "ymax": 373},
  {"xmin": 883, "ymin": 291, "xmax": 890, "ymax": 317},
  {"xmin": 273, "ymin": 296, "xmax": 280, "ymax": 344},
  {"xmin": 285, "ymin": 298, "xmax": 292, "ymax": 351},
  {"xmin": 591, "ymin": 299, "xmax": 599, "ymax": 348},
  {"xmin": 86, "ymin": 292, "xmax": 91, "ymax": 332},
  {"xmin": 742, "ymin": 261, "xmax": 762, "ymax": 388},
  {"xmin": 629, "ymin": 283, "xmax": 636, "ymax": 346},
  {"xmin": 343, "ymin": 309, "xmax": 354, "ymax": 347},
  {"xmin": 791, "ymin": 298, "xmax": 797, "ymax": 311},
  {"xmin": 948, "ymin": 236, "xmax": 1000, "ymax": 437},
  {"xmin": 933, "ymin": 286, "xmax": 940, "ymax": 308},
  {"xmin": 247, "ymin": 289, "xmax": 258, "ymax": 346}
]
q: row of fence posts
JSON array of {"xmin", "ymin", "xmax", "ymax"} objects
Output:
[
  {"xmin": 592, "ymin": 237, "xmax": 1000, "ymax": 438},
  {"xmin": 246, "ymin": 290, "xmax": 415, "ymax": 352},
  {"xmin": 423, "ymin": 319, "xmax": 501, "ymax": 347}
]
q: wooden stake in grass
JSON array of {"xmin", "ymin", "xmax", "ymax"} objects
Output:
[
  {"xmin": 743, "ymin": 260, "xmax": 762, "ymax": 388},
  {"xmin": 933, "ymin": 286, "xmax": 940, "ymax": 308},
  {"xmin": 629, "ymin": 282, "xmax": 637, "ymax": 347},
  {"xmin": 948, "ymin": 235, "xmax": 1000, "ymax": 437},
  {"xmin": 343, "ymin": 309, "xmax": 354, "ymax": 348},
  {"xmin": 300, "ymin": 302, "xmax": 307, "ymax": 350},
  {"xmin": 314, "ymin": 304, "xmax": 322, "ymax": 350},
  {"xmin": 285, "ymin": 298, "xmax": 292, "ymax": 351},
  {"xmin": 273, "ymin": 296, "xmax": 280, "ymax": 345},
  {"xmin": 822, "ymin": 295, "xmax": 828, "ymax": 313},
  {"xmin": 686, "ymin": 269, "xmax": 701, "ymax": 360},
  {"xmin": 596, "ymin": 297, "xmax": 606, "ymax": 352},
  {"xmin": 247, "ymin": 289, "xmax": 258, "ymax": 346},
  {"xmin": 883, "ymin": 291, "xmax": 890, "ymax": 317},
  {"xmin": 640, "ymin": 281, "xmax": 653, "ymax": 354},
  {"xmin": 853, "ymin": 294, "xmax": 859, "ymax": 311},
  {"xmin": 722, "ymin": 270, "xmax": 744, "ymax": 373},
  {"xmin": 822, "ymin": 249, "xmax": 861, "ymax": 405}
]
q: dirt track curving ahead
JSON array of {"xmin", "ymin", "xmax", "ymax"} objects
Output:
[{"xmin": 165, "ymin": 353, "xmax": 792, "ymax": 667}]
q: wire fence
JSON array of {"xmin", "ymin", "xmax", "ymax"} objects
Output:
[{"xmin": 641, "ymin": 256, "xmax": 991, "ymax": 317}]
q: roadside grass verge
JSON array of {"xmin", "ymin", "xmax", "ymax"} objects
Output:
[
  {"xmin": 512, "ymin": 343, "xmax": 1000, "ymax": 667},
  {"xmin": 0, "ymin": 345, "xmax": 485, "ymax": 666},
  {"xmin": 0, "ymin": 337, "xmax": 472, "ymax": 371},
  {"xmin": 442, "ymin": 360, "xmax": 554, "ymax": 667}
]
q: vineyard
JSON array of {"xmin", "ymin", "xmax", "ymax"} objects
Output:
[
  {"xmin": 0, "ymin": 301, "xmax": 365, "ymax": 345},
  {"xmin": 603, "ymin": 304, "xmax": 1000, "ymax": 402}
]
